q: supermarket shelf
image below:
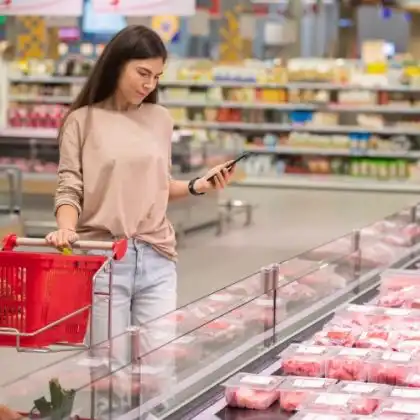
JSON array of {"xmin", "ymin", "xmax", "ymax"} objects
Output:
[
  {"xmin": 235, "ymin": 174, "xmax": 420, "ymax": 193},
  {"xmin": 175, "ymin": 121, "xmax": 420, "ymax": 136},
  {"xmin": 245, "ymin": 145, "xmax": 420, "ymax": 159},
  {"xmin": 9, "ymin": 75, "xmax": 86, "ymax": 84},
  {"xmin": 9, "ymin": 95, "xmax": 420, "ymax": 115},
  {"xmin": 0, "ymin": 172, "xmax": 55, "ymax": 195},
  {"xmin": 9, "ymin": 75, "xmax": 420, "ymax": 92},
  {"xmin": 0, "ymin": 127, "xmax": 57, "ymax": 139},
  {"xmin": 9, "ymin": 95, "xmax": 73, "ymax": 104}
]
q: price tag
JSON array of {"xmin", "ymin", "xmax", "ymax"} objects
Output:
[
  {"xmin": 77, "ymin": 358, "xmax": 105, "ymax": 368},
  {"xmin": 293, "ymin": 378, "xmax": 326, "ymax": 389},
  {"xmin": 255, "ymin": 299, "xmax": 273, "ymax": 307},
  {"xmin": 391, "ymin": 388, "xmax": 420, "ymax": 398},
  {"xmin": 315, "ymin": 394, "xmax": 350, "ymax": 406},
  {"xmin": 338, "ymin": 348, "xmax": 369, "ymax": 356},
  {"xmin": 343, "ymin": 383, "xmax": 377, "ymax": 394},
  {"xmin": 240, "ymin": 375, "xmax": 274, "ymax": 386},
  {"xmin": 209, "ymin": 294, "xmax": 232, "ymax": 302},
  {"xmin": 297, "ymin": 345, "xmax": 325, "ymax": 354},
  {"xmin": 389, "ymin": 402, "xmax": 420, "ymax": 414},
  {"xmin": 385, "ymin": 308, "xmax": 411, "ymax": 316},
  {"xmin": 382, "ymin": 351, "xmax": 411, "ymax": 362},
  {"xmin": 302, "ymin": 415, "xmax": 341, "ymax": 420},
  {"xmin": 176, "ymin": 335, "xmax": 196, "ymax": 344},
  {"xmin": 348, "ymin": 304, "xmax": 372, "ymax": 312}
]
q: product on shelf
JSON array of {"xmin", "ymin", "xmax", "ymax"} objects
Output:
[
  {"xmin": 301, "ymin": 392, "xmax": 380, "ymax": 415},
  {"xmin": 281, "ymin": 344, "xmax": 330, "ymax": 377},
  {"xmin": 278, "ymin": 376, "xmax": 337, "ymax": 412},
  {"xmin": 366, "ymin": 351, "xmax": 420, "ymax": 385},
  {"xmin": 326, "ymin": 348, "xmax": 377, "ymax": 381},
  {"xmin": 277, "ymin": 282, "xmax": 318, "ymax": 305},
  {"xmin": 311, "ymin": 328, "xmax": 358, "ymax": 347},
  {"xmin": 377, "ymin": 286, "xmax": 420, "ymax": 308},
  {"xmin": 222, "ymin": 373, "xmax": 283, "ymax": 410},
  {"xmin": 377, "ymin": 399, "xmax": 420, "ymax": 418},
  {"xmin": 380, "ymin": 269, "xmax": 420, "ymax": 293}
]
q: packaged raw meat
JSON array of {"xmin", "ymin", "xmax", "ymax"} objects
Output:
[
  {"xmin": 278, "ymin": 259, "xmax": 318, "ymax": 278},
  {"xmin": 326, "ymin": 348, "xmax": 378, "ymax": 381},
  {"xmin": 222, "ymin": 372, "xmax": 283, "ymax": 410},
  {"xmin": 377, "ymin": 399, "xmax": 420, "ymax": 418},
  {"xmin": 366, "ymin": 351, "xmax": 420, "ymax": 385},
  {"xmin": 226, "ymin": 276, "xmax": 263, "ymax": 296},
  {"xmin": 354, "ymin": 331, "xmax": 392, "ymax": 350},
  {"xmin": 301, "ymin": 392, "xmax": 379, "ymax": 415},
  {"xmin": 331, "ymin": 381, "xmax": 390, "ymax": 398},
  {"xmin": 278, "ymin": 376, "xmax": 336, "ymax": 412},
  {"xmin": 277, "ymin": 282, "xmax": 318, "ymax": 306},
  {"xmin": 298, "ymin": 266, "xmax": 347, "ymax": 292},
  {"xmin": 380, "ymin": 269, "xmax": 420, "ymax": 293},
  {"xmin": 280, "ymin": 344, "xmax": 331, "ymax": 377},
  {"xmin": 242, "ymin": 295, "xmax": 287, "ymax": 327},
  {"xmin": 311, "ymin": 328, "xmax": 357, "ymax": 347},
  {"xmin": 391, "ymin": 330, "xmax": 420, "ymax": 354},
  {"xmin": 377, "ymin": 286, "xmax": 420, "ymax": 309},
  {"xmin": 401, "ymin": 372, "xmax": 420, "ymax": 387}
]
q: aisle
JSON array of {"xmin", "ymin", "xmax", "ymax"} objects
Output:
[{"xmin": 0, "ymin": 188, "xmax": 417, "ymax": 386}]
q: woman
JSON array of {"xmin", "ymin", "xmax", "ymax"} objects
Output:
[{"xmin": 46, "ymin": 25, "xmax": 234, "ymax": 378}]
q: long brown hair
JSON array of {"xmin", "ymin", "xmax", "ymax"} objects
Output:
[
  {"xmin": 67, "ymin": 25, "xmax": 167, "ymax": 113},
  {"xmin": 59, "ymin": 25, "xmax": 167, "ymax": 143}
]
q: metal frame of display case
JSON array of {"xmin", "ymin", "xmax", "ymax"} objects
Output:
[{"xmin": 1, "ymin": 204, "xmax": 420, "ymax": 420}]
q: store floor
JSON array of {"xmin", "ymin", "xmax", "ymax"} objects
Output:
[{"xmin": 1, "ymin": 187, "xmax": 418, "ymax": 386}]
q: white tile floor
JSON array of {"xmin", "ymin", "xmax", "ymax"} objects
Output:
[{"xmin": 1, "ymin": 187, "xmax": 418, "ymax": 386}]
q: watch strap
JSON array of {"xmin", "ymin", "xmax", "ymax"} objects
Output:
[{"xmin": 188, "ymin": 177, "xmax": 205, "ymax": 196}]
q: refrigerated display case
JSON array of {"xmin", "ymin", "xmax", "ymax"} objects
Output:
[{"xmin": 2, "ymin": 204, "xmax": 420, "ymax": 420}]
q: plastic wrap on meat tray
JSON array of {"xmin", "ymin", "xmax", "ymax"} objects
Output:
[
  {"xmin": 366, "ymin": 351, "xmax": 420, "ymax": 385},
  {"xmin": 222, "ymin": 372, "xmax": 283, "ymax": 410},
  {"xmin": 354, "ymin": 330, "xmax": 393, "ymax": 350},
  {"xmin": 298, "ymin": 267, "xmax": 348, "ymax": 293},
  {"xmin": 389, "ymin": 387, "xmax": 420, "ymax": 402},
  {"xmin": 391, "ymin": 330, "xmax": 420, "ymax": 353},
  {"xmin": 226, "ymin": 276, "xmax": 263, "ymax": 297},
  {"xmin": 380, "ymin": 270, "xmax": 420, "ymax": 293},
  {"xmin": 311, "ymin": 327, "xmax": 358, "ymax": 347},
  {"xmin": 332, "ymin": 305, "xmax": 420, "ymax": 331},
  {"xmin": 326, "ymin": 348, "xmax": 378, "ymax": 381},
  {"xmin": 377, "ymin": 286, "xmax": 420, "ymax": 309},
  {"xmin": 230, "ymin": 295, "xmax": 287, "ymax": 328},
  {"xmin": 300, "ymin": 392, "xmax": 380, "ymax": 415},
  {"xmin": 278, "ymin": 376, "xmax": 337, "ymax": 412},
  {"xmin": 331, "ymin": 381, "xmax": 391, "ymax": 398},
  {"xmin": 277, "ymin": 281, "xmax": 318, "ymax": 305},
  {"xmin": 281, "ymin": 344, "xmax": 331, "ymax": 377},
  {"xmin": 377, "ymin": 399, "xmax": 420, "ymax": 418}
]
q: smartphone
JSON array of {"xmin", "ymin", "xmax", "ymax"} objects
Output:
[{"xmin": 206, "ymin": 151, "xmax": 252, "ymax": 182}]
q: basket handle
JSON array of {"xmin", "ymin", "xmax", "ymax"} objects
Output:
[{"xmin": 1, "ymin": 234, "xmax": 128, "ymax": 260}]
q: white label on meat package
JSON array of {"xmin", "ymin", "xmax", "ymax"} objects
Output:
[
  {"xmin": 240, "ymin": 375, "xmax": 273, "ymax": 386},
  {"xmin": 302, "ymin": 415, "xmax": 340, "ymax": 420},
  {"xmin": 348, "ymin": 305, "xmax": 372, "ymax": 312},
  {"xmin": 293, "ymin": 378, "xmax": 326, "ymax": 388},
  {"xmin": 391, "ymin": 388, "xmax": 420, "ymax": 398},
  {"xmin": 255, "ymin": 299, "xmax": 273, "ymax": 307},
  {"xmin": 385, "ymin": 308, "xmax": 411, "ymax": 316},
  {"xmin": 209, "ymin": 294, "xmax": 232, "ymax": 302},
  {"xmin": 315, "ymin": 394, "xmax": 350, "ymax": 406},
  {"xmin": 175, "ymin": 335, "xmax": 196, "ymax": 344},
  {"xmin": 297, "ymin": 345, "xmax": 325, "ymax": 354},
  {"xmin": 389, "ymin": 402, "xmax": 420, "ymax": 414},
  {"xmin": 382, "ymin": 351, "xmax": 411, "ymax": 362},
  {"xmin": 342, "ymin": 383, "xmax": 377, "ymax": 393},
  {"xmin": 338, "ymin": 348, "xmax": 369, "ymax": 356}
]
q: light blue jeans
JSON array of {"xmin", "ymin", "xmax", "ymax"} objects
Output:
[{"xmin": 87, "ymin": 239, "xmax": 177, "ymax": 418}]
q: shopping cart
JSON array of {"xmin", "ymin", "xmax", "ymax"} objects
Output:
[{"xmin": 0, "ymin": 234, "xmax": 127, "ymax": 352}]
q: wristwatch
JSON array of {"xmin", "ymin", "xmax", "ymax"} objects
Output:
[{"xmin": 188, "ymin": 177, "xmax": 205, "ymax": 196}]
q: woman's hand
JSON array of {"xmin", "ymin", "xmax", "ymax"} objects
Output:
[
  {"xmin": 0, "ymin": 405, "xmax": 23, "ymax": 420},
  {"xmin": 46, "ymin": 228, "xmax": 79, "ymax": 249},
  {"xmin": 194, "ymin": 161, "xmax": 235, "ymax": 194}
]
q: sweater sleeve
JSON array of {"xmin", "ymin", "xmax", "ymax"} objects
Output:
[{"xmin": 54, "ymin": 115, "xmax": 84, "ymax": 216}]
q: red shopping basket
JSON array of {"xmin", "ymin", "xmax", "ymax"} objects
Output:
[{"xmin": 0, "ymin": 234, "xmax": 127, "ymax": 348}]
